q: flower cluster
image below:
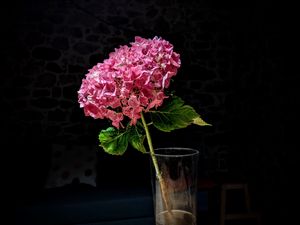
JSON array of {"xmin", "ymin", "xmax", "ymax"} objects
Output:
[{"xmin": 78, "ymin": 36, "xmax": 181, "ymax": 128}]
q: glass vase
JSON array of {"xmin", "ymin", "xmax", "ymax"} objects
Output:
[{"xmin": 150, "ymin": 147, "xmax": 199, "ymax": 225}]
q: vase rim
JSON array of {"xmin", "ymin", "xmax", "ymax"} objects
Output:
[{"xmin": 153, "ymin": 147, "xmax": 199, "ymax": 157}]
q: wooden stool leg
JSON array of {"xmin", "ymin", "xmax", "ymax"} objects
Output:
[
  {"xmin": 220, "ymin": 186, "xmax": 226, "ymax": 225},
  {"xmin": 244, "ymin": 184, "xmax": 251, "ymax": 212}
]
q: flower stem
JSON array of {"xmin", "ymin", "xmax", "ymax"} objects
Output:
[
  {"xmin": 140, "ymin": 112, "xmax": 171, "ymax": 213},
  {"xmin": 140, "ymin": 112, "xmax": 159, "ymax": 175}
]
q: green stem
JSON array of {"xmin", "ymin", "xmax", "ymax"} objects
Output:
[
  {"xmin": 140, "ymin": 112, "xmax": 160, "ymax": 176},
  {"xmin": 140, "ymin": 112, "xmax": 171, "ymax": 213}
]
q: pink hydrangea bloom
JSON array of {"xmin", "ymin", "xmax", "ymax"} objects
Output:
[{"xmin": 78, "ymin": 36, "xmax": 181, "ymax": 128}]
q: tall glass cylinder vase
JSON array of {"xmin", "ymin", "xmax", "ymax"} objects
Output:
[{"xmin": 150, "ymin": 147, "xmax": 199, "ymax": 225}]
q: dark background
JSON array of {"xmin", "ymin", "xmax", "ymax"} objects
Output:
[{"xmin": 3, "ymin": 0, "xmax": 290, "ymax": 224}]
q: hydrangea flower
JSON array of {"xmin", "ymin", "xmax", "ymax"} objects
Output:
[
  {"xmin": 78, "ymin": 37, "xmax": 210, "ymax": 217},
  {"xmin": 78, "ymin": 36, "xmax": 181, "ymax": 128}
]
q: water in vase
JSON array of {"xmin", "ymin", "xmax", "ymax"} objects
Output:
[{"xmin": 156, "ymin": 209, "xmax": 196, "ymax": 225}]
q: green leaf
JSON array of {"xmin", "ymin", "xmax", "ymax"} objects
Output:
[
  {"xmin": 150, "ymin": 96, "xmax": 211, "ymax": 132},
  {"xmin": 193, "ymin": 117, "xmax": 212, "ymax": 126},
  {"xmin": 129, "ymin": 127, "xmax": 147, "ymax": 153},
  {"xmin": 98, "ymin": 127, "xmax": 129, "ymax": 155}
]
